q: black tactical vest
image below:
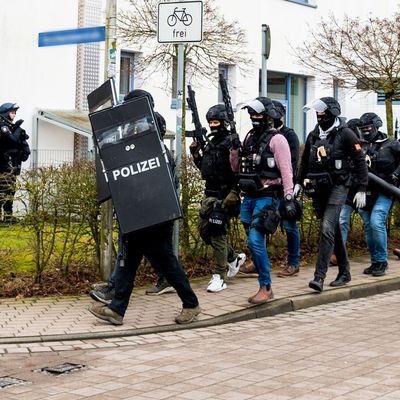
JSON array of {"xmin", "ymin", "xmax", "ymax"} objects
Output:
[
  {"xmin": 307, "ymin": 130, "xmax": 351, "ymax": 185},
  {"xmin": 366, "ymin": 139, "xmax": 398, "ymax": 181},
  {"xmin": 240, "ymin": 130, "xmax": 281, "ymax": 180}
]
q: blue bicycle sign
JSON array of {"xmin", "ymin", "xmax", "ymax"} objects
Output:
[{"xmin": 167, "ymin": 7, "xmax": 193, "ymax": 26}]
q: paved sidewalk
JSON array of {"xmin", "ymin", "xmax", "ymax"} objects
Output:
[{"xmin": 1, "ymin": 256, "xmax": 400, "ymax": 346}]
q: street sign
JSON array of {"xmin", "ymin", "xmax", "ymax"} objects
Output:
[
  {"xmin": 38, "ymin": 26, "xmax": 105, "ymax": 47},
  {"xmin": 158, "ymin": 1, "xmax": 203, "ymax": 43}
]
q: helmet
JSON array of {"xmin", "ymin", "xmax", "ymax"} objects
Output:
[
  {"xmin": 123, "ymin": 89, "xmax": 155, "ymax": 108},
  {"xmin": 242, "ymin": 97, "xmax": 280, "ymax": 119},
  {"xmin": 272, "ymin": 100, "xmax": 286, "ymax": 119},
  {"xmin": 154, "ymin": 112, "xmax": 166, "ymax": 136},
  {"xmin": 206, "ymin": 104, "xmax": 229, "ymax": 123},
  {"xmin": 346, "ymin": 118, "xmax": 362, "ymax": 138},
  {"xmin": 0, "ymin": 102, "xmax": 19, "ymax": 119},
  {"xmin": 359, "ymin": 112, "xmax": 382, "ymax": 142},
  {"xmin": 303, "ymin": 97, "xmax": 341, "ymax": 117}
]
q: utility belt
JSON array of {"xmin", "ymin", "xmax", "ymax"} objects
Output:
[{"xmin": 303, "ymin": 172, "xmax": 333, "ymax": 197}]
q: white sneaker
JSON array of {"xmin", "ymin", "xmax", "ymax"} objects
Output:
[
  {"xmin": 227, "ymin": 253, "xmax": 247, "ymax": 278},
  {"xmin": 207, "ymin": 274, "xmax": 227, "ymax": 292}
]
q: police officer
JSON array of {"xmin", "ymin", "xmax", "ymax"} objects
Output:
[
  {"xmin": 190, "ymin": 104, "xmax": 246, "ymax": 293},
  {"xmin": 296, "ymin": 97, "xmax": 368, "ymax": 292},
  {"xmin": 358, "ymin": 112, "xmax": 400, "ymax": 277},
  {"xmin": 0, "ymin": 102, "xmax": 30, "ymax": 223},
  {"xmin": 230, "ymin": 97, "xmax": 294, "ymax": 304},
  {"xmin": 89, "ymin": 89, "xmax": 200, "ymax": 325},
  {"xmin": 272, "ymin": 100, "xmax": 301, "ymax": 277}
]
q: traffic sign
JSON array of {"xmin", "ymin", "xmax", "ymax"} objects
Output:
[
  {"xmin": 38, "ymin": 26, "xmax": 105, "ymax": 47},
  {"xmin": 158, "ymin": 1, "xmax": 203, "ymax": 43}
]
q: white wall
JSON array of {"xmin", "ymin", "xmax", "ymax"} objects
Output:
[{"xmin": 0, "ymin": 0, "xmax": 79, "ymax": 151}]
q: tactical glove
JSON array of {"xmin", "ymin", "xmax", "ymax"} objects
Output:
[
  {"xmin": 293, "ymin": 184, "xmax": 302, "ymax": 199},
  {"xmin": 223, "ymin": 190, "xmax": 239, "ymax": 209},
  {"xmin": 189, "ymin": 141, "xmax": 201, "ymax": 157},
  {"xmin": 283, "ymin": 195, "xmax": 297, "ymax": 220},
  {"xmin": 353, "ymin": 191, "xmax": 366, "ymax": 209},
  {"xmin": 230, "ymin": 133, "xmax": 240, "ymax": 150},
  {"xmin": 392, "ymin": 173, "xmax": 400, "ymax": 186}
]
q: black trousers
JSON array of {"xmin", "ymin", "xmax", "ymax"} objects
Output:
[
  {"xmin": 109, "ymin": 221, "xmax": 199, "ymax": 316},
  {"xmin": 0, "ymin": 172, "xmax": 16, "ymax": 219},
  {"xmin": 313, "ymin": 185, "xmax": 350, "ymax": 280}
]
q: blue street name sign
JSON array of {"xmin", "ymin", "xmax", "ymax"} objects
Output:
[{"xmin": 38, "ymin": 26, "xmax": 105, "ymax": 47}]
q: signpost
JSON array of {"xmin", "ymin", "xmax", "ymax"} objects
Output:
[
  {"xmin": 157, "ymin": 0, "xmax": 203, "ymax": 256},
  {"xmin": 38, "ymin": 26, "xmax": 105, "ymax": 47}
]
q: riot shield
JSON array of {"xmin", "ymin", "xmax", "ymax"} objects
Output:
[
  {"xmin": 89, "ymin": 96, "xmax": 182, "ymax": 234},
  {"xmin": 87, "ymin": 78, "xmax": 118, "ymax": 203}
]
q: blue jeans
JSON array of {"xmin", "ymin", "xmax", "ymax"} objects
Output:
[
  {"xmin": 358, "ymin": 194, "xmax": 392, "ymax": 263},
  {"xmin": 282, "ymin": 219, "xmax": 300, "ymax": 267},
  {"xmin": 339, "ymin": 204, "xmax": 354, "ymax": 244},
  {"xmin": 240, "ymin": 195, "xmax": 280, "ymax": 287}
]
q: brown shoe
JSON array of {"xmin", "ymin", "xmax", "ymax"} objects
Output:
[
  {"xmin": 277, "ymin": 266, "xmax": 299, "ymax": 278},
  {"xmin": 329, "ymin": 254, "xmax": 338, "ymax": 266},
  {"xmin": 89, "ymin": 303, "xmax": 123, "ymax": 325},
  {"xmin": 248, "ymin": 286, "xmax": 274, "ymax": 304},
  {"xmin": 175, "ymin": 306, "xmax": 201, "ymax": 324},
  {"xmin": 239, "ymin": 262, "xmax": 258, "ymax": 277}
]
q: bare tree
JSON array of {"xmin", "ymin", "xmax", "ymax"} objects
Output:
[
  {"xmin": 295, "ymin": 13, "xmax": 400, "ymax": 135},
  {"xmin": 118, "ymin": 0, "xmax": 253, "ymax": 88},
  {"xmin": 118, "ymin": 0, "xmax": 252, "ymax": 252}
]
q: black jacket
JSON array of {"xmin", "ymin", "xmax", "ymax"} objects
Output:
[{"xmin": 297, "ymin": 118, "xmax": 368, "ymax": 193}]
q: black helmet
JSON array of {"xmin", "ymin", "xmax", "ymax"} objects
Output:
[
  {"xmin": 243, "ymin": 97, "xmax": 280, "ymax": 119},
  {"xmin": 154, "ymin": 112, "xmax": 166, "ymax": 136},
  {"xmin": 359, "ymin": 112, "xmax": 383, "ymax": 142},
  {"xmin": 303, "ymin": 97, "xmax": 341, "ymax": 117},
  {"xmin": 0, "ymin": 102, "xmax": 19, "ymax": 119},
  {"xmin": 123, "ymin": 89, "xmax": 155, "ymax": 108},
  {"xmin": 272, "ymin": 100, "xmax": 286, "ymax": 119},
  {"xmin": 347, "ymin": 118, "xmax": 362, "ymax": 138},
  {"xmin": 206, "ymin": 104, "xmax": 229, "ymax": 123}
]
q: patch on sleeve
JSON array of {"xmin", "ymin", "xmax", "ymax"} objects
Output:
[
  {"xmin": 354, "ymin": 143, "xmax": 361, "ymax": 151},
  {"xmin": 1, "ymin": 126, "xmax": 9, "ymax": 133}
]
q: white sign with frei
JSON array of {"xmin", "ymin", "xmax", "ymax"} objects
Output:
[{"xmin": 158, "ymin": 1, "xmax": 203, "ymax": 43}]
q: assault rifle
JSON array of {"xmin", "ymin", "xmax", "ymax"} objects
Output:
[
  {"xmin": 368, "ymin": 172, "xmax": 400, "ymax": 201},
  {"xmin": 218, "ymin": 73, "xmax": 237, "ymax": 135},
  {"xmin": 186, "ymin": 85, "xmax": 208, "ymax": 148}
]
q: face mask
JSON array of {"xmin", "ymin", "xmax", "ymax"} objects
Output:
[
  {"xmin": 317, "ymin": 113, "xmax": 336, "ymax": 131},
  {"xmin": 361, "ymin": 125, "xmax": 378, "ymax": 142},
  {"xmin": 250, "ymin": 116, "xmax": 266, "ymax": 133},
  {"xmin": 273, "ymin": 119, "xmax": 283, "ymax": 129},
  {"xmin": 209, "ymin": 121, "xmax": 227, "ymax": 137}
]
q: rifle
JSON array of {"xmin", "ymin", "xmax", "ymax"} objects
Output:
[
  {"xmin": 218, "ymin": 73, "xmax": 237, "ymax": 135},
  {"xmin": 186, "ymin": 85, "xmax": 208, "ymax": 148}
]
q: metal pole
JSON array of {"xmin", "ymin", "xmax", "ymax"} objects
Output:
[
  {"xmin": 99, "ymin": 0, "xmax": 117, "ymax": 281},
  {"xmin": 173, "ymin": 43, "xmax": 184, "ymax": 257},
  {"xmin": 261, "ymin": 25, "xmax": 267, "ymax": 97}
]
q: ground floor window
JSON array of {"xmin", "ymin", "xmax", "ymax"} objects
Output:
[{"xmin": 261, "ymin": 71, "xmax": 307, "ymax": 142}]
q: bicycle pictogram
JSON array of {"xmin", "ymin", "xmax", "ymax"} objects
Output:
[{"xmin": 167, "ymin": 7, "xmax": 193, "ymax": 27}]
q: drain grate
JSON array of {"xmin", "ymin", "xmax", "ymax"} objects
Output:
[
  {"xmin": 40, "ymin": 362, "xmax": 86, "ymax": 375},
  {"xmin": 0, "ymin": 376, "xmax": 30, "ymax": 388}
]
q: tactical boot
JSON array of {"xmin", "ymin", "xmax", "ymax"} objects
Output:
[
  {"xmin": 329, "ymin": 272, "xmax": 351, "ymax": 287},
  {"xmin": 372, "ymin": 261, "xmax": 388, "ymax": 277},
  {"xmin": 363, "ymin": 262, "xmax": 379, "ymax": 275},
  {"xmin": 309, "ymin": 276, "xmax": 324, "ymax": 292}
]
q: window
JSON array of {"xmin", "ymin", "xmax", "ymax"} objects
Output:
[
  {"xmin": 119, "ymin": 51, "xmax": 135, "ymax": 97},
  {"xmin": 261, "ymin": 71, "xmax": 307, "ymax": 142},
  {"xmin": 377, "ymin": 89, "xmax": 400, "ymax": 105}
]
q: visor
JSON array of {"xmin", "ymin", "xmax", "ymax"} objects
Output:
[
  {"xmin": 241, "ymin": 99, "xmax": 265, "ymax": 114},
  {"xmin": 302, "ymin": 98, "xmax": 328, "ymax": 113}
]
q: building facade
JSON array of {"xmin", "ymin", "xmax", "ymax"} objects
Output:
[{"xmin": 0, "ymin": 0, "xmax": 398, "ymax": 167}]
